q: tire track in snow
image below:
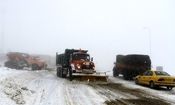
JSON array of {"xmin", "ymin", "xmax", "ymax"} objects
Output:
[
  {"xmin": 21, "ymin": 70, "xmax": 66, "ymax": 105},
  {"xmin": 64, "ymin": 81, "xmax": 105, "ymax": 105}
]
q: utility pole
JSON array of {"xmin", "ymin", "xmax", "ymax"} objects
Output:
[
  {"xmin": 143, "ymin": 27, "xmax": 152, "ymax": 58},
  {"xmin": 143, "ymin": 27, "xmax": 152, "ymax": 68}
]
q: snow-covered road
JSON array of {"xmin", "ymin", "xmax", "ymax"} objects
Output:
[
  {"xmin": 0, "ymin": 67, "xmax": 175, "ymax": 105},
  {"xmin": 0, "ymin": 68, "xmax": 105, "ymax": 105}
]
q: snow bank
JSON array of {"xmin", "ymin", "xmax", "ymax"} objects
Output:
[{"xmin": 1, "ymin": 78, "xmax": 34, "ymax": 105}]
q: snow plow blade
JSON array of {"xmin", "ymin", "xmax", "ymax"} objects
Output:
[{"xmin": 73, "ymin": 72, "xmax": 108, "ymax": 82}]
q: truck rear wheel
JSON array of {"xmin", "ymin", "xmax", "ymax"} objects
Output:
[
  {"xmin": 56, "ymin": 68, "xmax": 60, "ymax": 77},
  {"xmin": 32, "ymin": 64, "xmax": 39, "ymax": 70},
  {"xmin": 113, "ymin": 67, "xmax": 119, "ymax": 77},
  {"xmin": 61, "ymin": 68, "xmax": 67, "ymax": 78},
  {"xmin": 123, "ymin": 71, "xmax": 129, "ymax": 80},
  {"xmin": 123, "ymin": 75, "xmax": 129, "ymax": 80},
  {"xmin": 68, "ymin": 69, "xmax": 73, "ymax": 81}
]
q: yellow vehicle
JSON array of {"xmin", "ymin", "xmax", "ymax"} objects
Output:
[{"xmin": 135, "ymin": 70, "xmax": 175, "ymax": 90}]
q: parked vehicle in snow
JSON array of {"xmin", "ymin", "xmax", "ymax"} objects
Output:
[
  {"xmin": 5, "ymin": 52, "xmax": 47, "ymax": 70},
  {"xmin": 135, "ymin": 70, "xmax": 175, "ymax": 90},
  {"xmin": 113, "ymin": 54, "xmax": 151, "ymax": 80}
]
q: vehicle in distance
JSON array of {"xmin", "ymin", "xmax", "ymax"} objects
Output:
[
  {"xmin": 135, "ymin": 70, "xmax": 175, "ymax": 90},
  {"xmin": 113, "ymin": 54, "xmax": 151, "ymax": 80},
  {"xmin": 5, "ymin": 52, "xmax": 47, "ymax": 70}
]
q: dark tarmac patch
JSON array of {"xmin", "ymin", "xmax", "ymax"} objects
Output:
[
  {"xmin": 89, "ymin": 83, "xmax": 170, "ymax": 105},
  {"xmin": 105, "ymin": 97, "xmax": 170, "ymax": 105},
  {"xmin": 105, "ymin": 99, "xmax": 126, "ymax": 105},
  {"xmin": 124, "ymin": 97, "xmax": 170, "ymax": 105}
]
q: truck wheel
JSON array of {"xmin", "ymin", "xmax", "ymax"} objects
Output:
[
  {"xmin": 123, "ymin": 72, "xmax": 129, "ymax": 80},
  {"xmin": 68, "ymin": 69, "xmax": 73, "ymax": 81},
  {"xmin": 32, "ymin": 64, "xmax": 39, "ymax": 70},
  {"xmin": 59, "ymin": 68, "xmax": 62, "ymax": 77},
  {"xmin": 56, "ymin": 68, "xmax": 59, "ymax": 77},
  {"xmin": 5, "ymin": 61, "xmax": 12, "ymax": 68},
  {"xmin": 124, "ymin": 76, "xmax": 129, "ymax": 80},
  {"xmin": 62, "ymin": 74, "xmax": 66, "ymax": 78},
  {"xmin": 56, "ymin": 71, "xmax": 59, "ymax": 77},
  {"xmin": 113, "ymin": 67, "xmax": 119, "ymax": 77},
  {"xmin": 62, "ymin": 69, "xmax": 67, "ymax": 78},
  {"xmin": 60, "ymin": 68, "xmax": 67, "ymax": 78}
]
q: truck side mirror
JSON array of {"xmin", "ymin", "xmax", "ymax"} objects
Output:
[{"xmin": 91, "ymin": 57, "xmax": 93, "ymax": 61}]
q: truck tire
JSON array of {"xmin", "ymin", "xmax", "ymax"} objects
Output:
[
  {"xmin": 123, "ymin": 70, "xmax": 129, "ymax": 80},
  {"xmin": 5, "ymin": 61, "xmax": 12, "ymax": 68},
  {"xmin": 68, "ymin": 69, "xmax": 73, "ymax": 81},
  {"xmin": 32, "ymin": 64, "xmax": 39, "ymax": 70},
  {"xmin": 123, "ymin": 75, "xmax": 129, "ymax": 80},
  {"xmin": 56, "ymin": 68, "xmax": 59, "ymax": 77},
  {"xmin": 5, "ymin": 61, "xmax": 18, "ymax": 69},
  {"xmin": 61, "ymin": 68, "xmax": 67, "ymax": 78},
  {"xmin": 113, "ymin": 67, "xmax": 119, "ymax": 77}
]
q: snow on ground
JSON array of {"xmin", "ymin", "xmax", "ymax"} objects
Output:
[
  {"xmin": 0, "ymin": 67, "xmax": 175, "ymax": 105},
  {"xmin": 0, "ymin": 67, "xmax": 106, "ymax": 105},
  {"xmin": 109, "ymin": 76, "xmax": 175, "ymax": 104}
]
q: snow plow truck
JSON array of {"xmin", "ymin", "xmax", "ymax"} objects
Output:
[
  {"xmin": 5, "ymin": 52, "xmax": 47, "ymax": 70},
  {"xmin": 113, "ymin": 54, "xmax": 151, "ymax": 80},
  {"xmin": 56, "ymin": 49, "xmax": 108, "ymax": 82}
]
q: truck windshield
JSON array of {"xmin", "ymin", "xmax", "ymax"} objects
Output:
[{"xmin": 73, "ymin": 54, "xmax": 90, "ymax": 61}]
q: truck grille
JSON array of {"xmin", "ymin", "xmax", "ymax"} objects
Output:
[{"xmin": 82, "ymin": 65, "xmax": 91, "ymax": 69}]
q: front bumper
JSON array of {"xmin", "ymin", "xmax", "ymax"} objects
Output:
[{"xmin": 74, "ymin": 69, "xmax": 96, "ymax": 74}]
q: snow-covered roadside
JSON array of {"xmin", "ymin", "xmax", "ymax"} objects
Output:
[
  {"xmin": 109, "ymin": 76, "xmax": 175, "ymax": 104},
  {"xmin": 0, "ymin": 68, "xmax": 107, "ymax": 105},
  {"xmin": 0, "ymin": 68, "xmax": 65, "ymax": 105},
  {"xmin": 0, "ymin": 67, "xmax": 25, "ymax": 81},
  {"xmin": 0, "ymin": 68, "xmax": 29, "ymax": 105}
]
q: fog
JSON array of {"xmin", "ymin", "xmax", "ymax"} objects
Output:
[{"xmin": 0, "ymin": 0, "xmax": 175, "ymax": 75}]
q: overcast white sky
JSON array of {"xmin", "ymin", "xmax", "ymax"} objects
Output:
[{"xmin": 0, "ymin": 0, "xmax": 175, "ymax": 75}]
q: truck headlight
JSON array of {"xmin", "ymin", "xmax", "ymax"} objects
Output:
[
  {"xmin": 77, "ymin": 66, "xmax": 81, "ymax": 69},
  {"xmin": 76, "ymin": 64, "xmax": 81, "ymax": 69}
]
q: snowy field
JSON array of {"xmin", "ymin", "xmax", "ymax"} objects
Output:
[{"xmin": 0, "ymin": 67, "xmax": 175, "ymax": 105}]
